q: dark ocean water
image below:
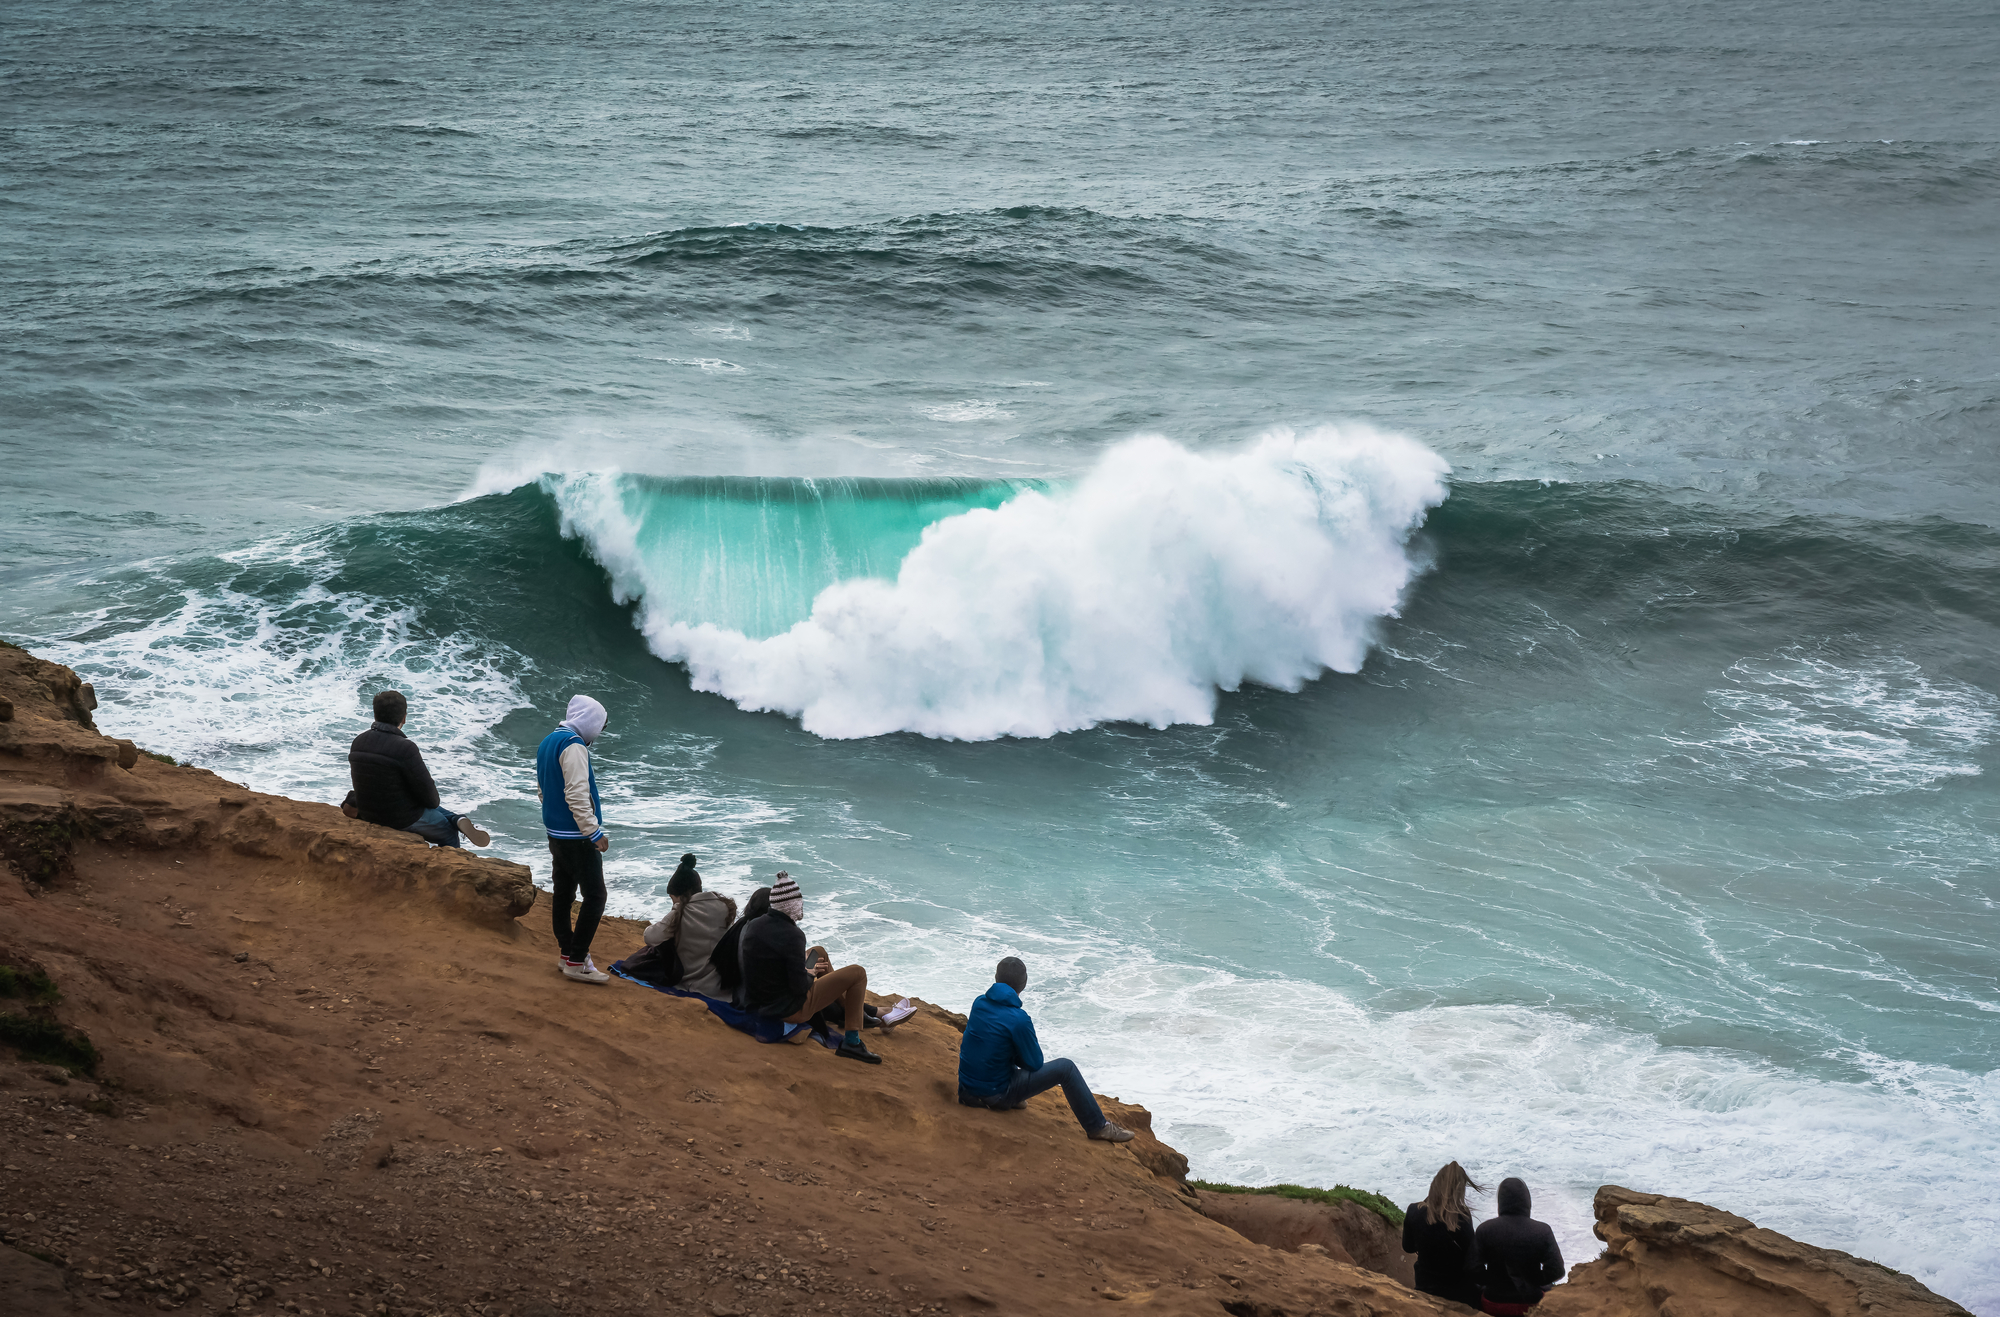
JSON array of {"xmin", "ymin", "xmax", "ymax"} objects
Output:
[{"xmin": 4, "ymin": 2, "xmax": 1998, "ymax": 1306}]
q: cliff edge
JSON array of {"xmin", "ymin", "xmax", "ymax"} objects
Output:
[{"xmin": 1545, "ymin": 1186, "xmax": 1970, "ymax": 1317}]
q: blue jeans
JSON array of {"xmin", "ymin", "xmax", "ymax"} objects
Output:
[
  {"xmin": 964, "ymin": 1059, "xmax": 1106, "ymax": 1133},
  {"xmin": 405, "ymin": 807, "xmax": 463, "ymax": 847}
]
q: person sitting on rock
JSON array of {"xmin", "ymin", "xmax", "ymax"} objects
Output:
[
  {"xmin": 642, "ymin": 854, "xmax": 737, "ymax": 997},
  {"xmin": 738, "ymin": 873, "xmax": 881, "ymax": 1064},
  {"xmin": 956, "ymin": 956, "xmax": 1133, "ymax": 1143},
  {"xmin": 713, "ymin": 885, "xmax": 771, "ymax": 1009},
  {"xmin": 341, "ymin": 689, "xmax": 490, "ymax": 848},
  {"xmin": 1404, "ymin": 1161, "xmax": 1482, "ymax": 1307},
  {"xmin": 1473, "ymin": 1177, "xmax": 1564, "ymax": 1315}
]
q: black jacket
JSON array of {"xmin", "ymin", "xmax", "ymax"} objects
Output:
[
  {"xmin": 738, "ymin": 911, "xmax": 813, "ymax": 1019},
  {"xmin": 1474, "ymin": 1181, "xmax": 1564, "ymax": 1305},
  {"xmin": 1402, "ymin": 1202, "xmax": 1480, "ymax": 1306},
  {"xmin": 711, "ymin": 887, "xmax": 772, "ymax": 1005},
  {"xmin": 345, "ymin": 722, "xmax": 439, "ymax": 830}
]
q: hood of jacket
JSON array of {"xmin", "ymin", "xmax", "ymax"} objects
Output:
[
  {"xmin": 562, "ymin": 695, "xmax": 608, "ymax": 744},
  {"xmin": 981, "ymin": 982, "xmax": 1022, "ymax": 1009},
  {"xmin": 1497, "ymin": 1177, "xmax": 1532, "ymax": 1217}
]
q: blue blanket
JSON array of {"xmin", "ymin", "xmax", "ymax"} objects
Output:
[{"xmin": 609, "ymin": 960, "xmax": 805, "ymax": 1043}]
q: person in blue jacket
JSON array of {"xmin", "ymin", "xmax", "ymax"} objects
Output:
[
  {"xmin": 956, "ymin": 956, "xmax": 1134, "ymax": 1142},
  {"xmin": 536, "ymin": 694, "xmax": 612, "ymax": 984}
]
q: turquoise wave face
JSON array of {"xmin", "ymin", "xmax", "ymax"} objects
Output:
[
  {"xmin": 537, "ymin": 431, "xmax": 1452, "ymax": 740},
  {"xmin": 545, "ymin": 474, "xmax": 1036, "ymax": 639}
]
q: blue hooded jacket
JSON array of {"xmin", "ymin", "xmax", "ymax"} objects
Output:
[
  {"xmin": 957, "ymin": 982, "xmax": 1044, "ymax": 1097},
  {"xmin": 535, "ymin": 725, "xmax": 602, "ymax": 840}
]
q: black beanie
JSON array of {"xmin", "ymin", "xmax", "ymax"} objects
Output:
[{"xmin": 996, "ymin": 957, "xmax": 1028, "ymax": 992}]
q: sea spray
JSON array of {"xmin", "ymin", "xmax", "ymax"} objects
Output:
[{"xmin": 551, "ymin": 426, "xmax": 1450, "ymax": 739}]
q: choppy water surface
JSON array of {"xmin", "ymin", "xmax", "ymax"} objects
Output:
[{"xmin": 4, "ymin": 1, "xmax": 1998, "ymax": 1308}]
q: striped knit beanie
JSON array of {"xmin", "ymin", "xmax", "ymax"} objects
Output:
[{"xmin": 769, "ymin": 872, "xmax": 803, "ymax": 921}]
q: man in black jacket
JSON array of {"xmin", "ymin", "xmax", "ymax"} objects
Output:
[
  {"xmin": 738, "ymin": 872, "xmax": 880, "ymax": 1064},
  {"xmin": 1472, "ymin": 1177, "xmax": 1564, "ymax": 1314},
  {"xmin": 341, "ymin": 690, "xmax": 491, "ymax": 848}
]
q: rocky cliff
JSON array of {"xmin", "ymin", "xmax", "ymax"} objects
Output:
[{"xmin": 1547, "ymin": 1186, "xmax": 1970, "ymax": 1317}]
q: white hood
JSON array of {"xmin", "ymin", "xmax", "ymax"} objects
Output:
[{"xmin": 562, "ymin": 694, "xmax": 608, "ymax": 744}]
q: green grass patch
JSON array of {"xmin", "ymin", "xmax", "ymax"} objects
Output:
[
  {"xmin": 0, "ymin": 1012, "xmax": 100, "ymax": 1076},
  {"xmin": 138, "ymin": 748, "xmax": 186, "ymax": 767},
  {"xmin": 1191, "ymin": 1179, "xmax": 1404, "ymax": 1227},
  {"xmin": 0, "ymin": 964, "xmax": 61, "ymax": 1003}
]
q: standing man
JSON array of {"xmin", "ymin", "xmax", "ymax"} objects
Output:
[
  {"xmin": 344, "ymin": 690, "xmax": 491, "ymax": 848},
  {"xmin": 956, "ymin": 956, "xmax": 1134, "ymax": 1142},
  {"xmin": 537, "ymin": 695, "xmax": 611, "ymax": 984}
]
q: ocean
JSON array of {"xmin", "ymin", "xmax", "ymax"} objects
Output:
[{"xmin": 4, "ymin": 0, "xmax": 1997, "ymax": 1307}]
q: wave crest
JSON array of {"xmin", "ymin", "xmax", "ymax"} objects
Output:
[{"xmin": 553, "ymin": 426, "xmax": 1449, "ymax": 739}]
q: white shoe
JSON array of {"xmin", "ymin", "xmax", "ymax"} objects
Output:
[
  {"xmin": 457, "ymin": 817, "xmax": 491, "ymax": 846},
  {"xmin": 880, "ymin": 997, "xmax": 917, "ymax": 1027},
  {"xmin": 561, "ymin": 957, "xmax": 610, "ymax": 984}
]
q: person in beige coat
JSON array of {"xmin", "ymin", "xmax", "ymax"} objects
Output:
[{"xmin": 643, "ymin": 854, "xmax": 738, "ymax": 998}]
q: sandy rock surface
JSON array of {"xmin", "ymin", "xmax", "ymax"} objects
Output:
[
  {"xmin": 1546, "ymin": 1186, "xmax": 1971, "ymax": 1317},
  {"xmin": 1193, "ymin": 1192, "xmax": 1414, "ymax": 1287}
]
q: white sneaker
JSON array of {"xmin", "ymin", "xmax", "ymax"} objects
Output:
[
  {"xmin": 457, "ymin": 817, "xmax": 491, "ymax": 847},
  {"xmin": 880, "ymin": 997, "xmax": 917, "ymax": 1027},
  {"xmin": 561, "ymin": 957, "xmax": 610, "ymax": 984}
]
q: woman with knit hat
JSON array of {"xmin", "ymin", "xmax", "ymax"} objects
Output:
[
  {"xmin": 641, "ymin": 854, "xmax": 738, "ymax": 998},
  {"xmin": 738, "ymin": 871, "xmax": 882, "ymax": 1064}
]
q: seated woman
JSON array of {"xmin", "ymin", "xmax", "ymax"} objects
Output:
[
  {"xmin": 1404, "ymin": 1161, "xmax": 1482, "ymax": 1308},
  {"xmin": 642, "ymin": 854, "xmax": 738, "ymax": 998}
]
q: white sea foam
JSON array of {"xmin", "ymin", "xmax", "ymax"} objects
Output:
[
  {"xmin": 914, "ymin": 399, "xmax": 1015, "ymax": 422},
  {"xmin": 1654, "ymin": 651, "xmax": 1998, "ymax": 798},
  {"xmin": 654, "ymin": 356, "xmax": 746, "ymax": 373},
  {"xmin": 30, "ymin": 533, "xmax": 536, "ymax": 832},
  {"xmin": 551, "ymin": 426, "xmax": 1450, "ymax": 739}
]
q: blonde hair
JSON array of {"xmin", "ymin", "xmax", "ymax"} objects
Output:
[{"xmin": 1424, "ymin": 1161, "xmax": 1483, "ymax": 1232}]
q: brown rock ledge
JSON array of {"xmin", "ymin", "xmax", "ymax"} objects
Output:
[
  {"xmin": 1194, "ymin": 1191, "xmax": 1416, "ymax": 1288},
  {"xmin": 1544, "ymin": 1186, "xmax": 1970, "ymax": 1317}
]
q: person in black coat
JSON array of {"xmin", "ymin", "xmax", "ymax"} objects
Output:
[
  {"xmin": 1403, "ymin": 1161, "xmax": 1482, "ymax": 1307},
  {"xmin": 737, "ymin": 872, "xmax": 881, "ymax": 1064},
  {"xmin": 340, "ymin": 690, "xmax": 490, "ymax": 847},
  {"xmin": 1472, "ymin": 1177, "xmax": 1564, "ymax": 1314},
  {"xmin": 712, "ymin": 886, "xmax": 772, "ymax": 1007}
]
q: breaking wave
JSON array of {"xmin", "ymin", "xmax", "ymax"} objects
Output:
[{"xmin": 544, "ymin": 426, "xmax": 1451, "ymax": 739}]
